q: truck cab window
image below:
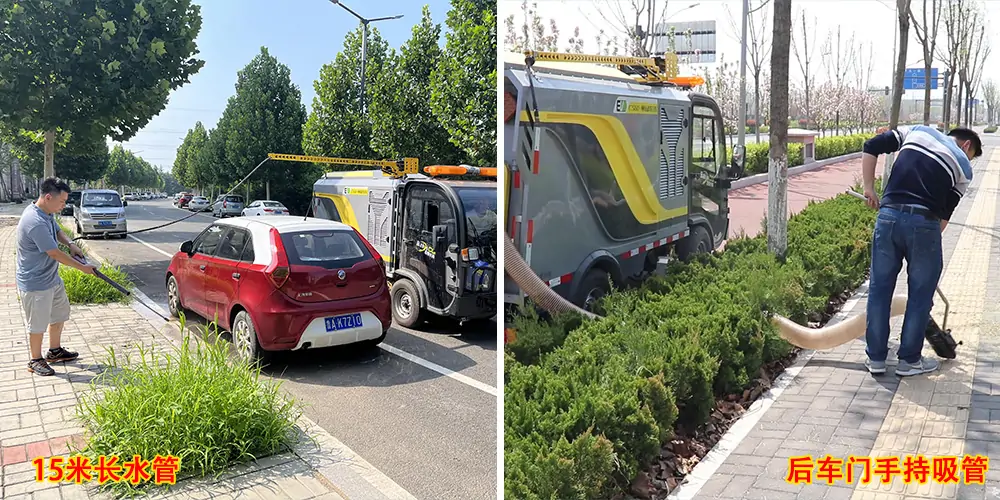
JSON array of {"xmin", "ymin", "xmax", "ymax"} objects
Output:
[{"xmin": 692, "ymin": 105, "xmax": 721, "ymax": 175}]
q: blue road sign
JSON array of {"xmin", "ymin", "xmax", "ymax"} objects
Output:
[{"xmin": 904, "ymin": 68, "xmax": 939, "ymax": 90}]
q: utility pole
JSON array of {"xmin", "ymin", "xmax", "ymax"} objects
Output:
[{"xmin": 326, "ymin": 0, "xmax": 403, "ymax": 114}]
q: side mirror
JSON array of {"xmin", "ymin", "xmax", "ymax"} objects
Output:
[
  {"xmin": 180, "ymin": 241, "xmax": 194, "ymax": 256},
  {"xmin": 729, "ymin": 144, "xmax": 746, "ymax": 179}
]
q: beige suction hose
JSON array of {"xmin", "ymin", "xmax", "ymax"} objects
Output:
[{"xmin": 504, "ymin": 235, "xmax": 599, "ymax": 320}]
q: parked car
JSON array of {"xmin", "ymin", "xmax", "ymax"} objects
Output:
[
  {"xmin": 74, "ymin": 189, "xmax": 128, "ymax": 239},
  {"xmin": 165, "ymin": 217, "xmax": 391, "ymax": 363},
  {"xmin": 61, "ymin": 191, "xmax": 81, "ymax": 216},
  {"xmin": 242, "ymin": 200, "xmax": 289, "ymax": 216},
  {"xmin": 176, "ymin": 193, "xmax": 193, "ymax": 208},
  {"xmin": 212, "ymin": 194, "xmax": 245, "ymax": 218},
  {"xmin": 187, "ymin": 196, "xmax": 211, "ymax": 212}
]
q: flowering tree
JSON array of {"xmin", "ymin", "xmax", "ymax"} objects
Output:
[{"xmin": 696, "ymin": 56, "xmax": 740, "ymax": 133}]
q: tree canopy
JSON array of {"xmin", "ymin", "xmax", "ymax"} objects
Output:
[
  {"xmin": 0, "ymin": 0, "xmax": 205, "ymax": 176},
  {"xmin": 429, "ymin": 0, "xmax": 497, "ymax": 166}
]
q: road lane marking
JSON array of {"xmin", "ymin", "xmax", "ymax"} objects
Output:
[
  {"xmin": 379, "ymin": 343, "xmax": 497, "ymax": 397},
  {"xmin": 128, "ymin": 234, "xmax": 175, "ymax": 258}
]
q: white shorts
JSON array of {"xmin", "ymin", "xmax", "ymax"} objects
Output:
[{"xmin": 21, "ymin": 284, "xmax": 71, "ymax": 334}]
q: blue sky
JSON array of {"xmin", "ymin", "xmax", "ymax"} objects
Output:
[{"xmin": 115, "ymin": 0, "xmax": 455, "ymax": 171}]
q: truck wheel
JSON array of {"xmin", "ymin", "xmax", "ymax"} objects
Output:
[
  {"xmin": 676, "ymin": 225, "xmax": 713, "ymax": 261},
  {"xmin": 574, "ymin": 269, "xmax": 611, "ymax": 312},
  {"xmin": 391, "ymin": 280, "xmax": 424, "ymax": 328}
]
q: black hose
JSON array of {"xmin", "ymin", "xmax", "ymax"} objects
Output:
[{"xmin": 71, "ymin": 157, "xmax": 271, "ymax": 242}]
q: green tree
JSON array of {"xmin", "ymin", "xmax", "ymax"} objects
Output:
[
  {"xmin": 55, "ymin": 136, "xmax": 111, "ymax": 183},
  {"xmin": 174, "ymin": 122, "xmax": 209, "ymax": 189},
  {"xmin": 303, "ymin": 26, "xmax": 391, "ymax": 161},
  {"xmin": 0, "ymin": 0, "xmax": 205, "ymax": 178},
  {"xmin": 370, "ymin": 6, "xmax": 465, "ymax": 165},
  {"xmin": 213, "ymin": 47, "xmax": 309, "ymax": 205},
  {"xmin": 429, "ymin": 0, "xmax": 497, "ymax": 166}
]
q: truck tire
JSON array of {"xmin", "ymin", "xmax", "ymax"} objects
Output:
[
  {"xmin": 574, "ymin": 269, "xmax": 611, "ymax": 312},
  {"xmin": 391, "ymin": 279, "xmax": 424, "ymax": 328},
  {"xmin": 676, "ymin": 225, "xmax": 712, "ymax": 262}
]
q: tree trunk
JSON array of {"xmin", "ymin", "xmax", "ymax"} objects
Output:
[
  {"xmin": 266, "ymin": 180, "xmax": 270, "ymax": 200},
  {"xmin": 923, "ymin": 58, "xmax": 932, "ymax": 124},
  {"xmin": 754, "ymin": 79, "xmax": 762, "ymax": 143},
  {"xmin": 889, "ymin": 0, "xmax": 912, "ymax": 129},
  {"xmin": 43, "ymin": 129, "xmax": 56, "ymax": 179},
  {"xmin": 768, "ymin": 0, "xmax": 792, "ymax": 259},
  {"xmin": 956, "ymin": 81, "xmax": 963, "ymax": 126}
]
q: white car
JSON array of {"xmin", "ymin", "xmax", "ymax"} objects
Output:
[
  {"xmin": 187, "ymin": 196, "xmax": 211, "ymax": 212},
  {"xmin": 242, "ymin": 200, "xmax": 289, "ymax": 216}
]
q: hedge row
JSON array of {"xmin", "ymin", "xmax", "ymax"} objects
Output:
[
  {"xmin": 504, "ymin": 187, "xmax": 879, "ymax": 499},
  {"xmin": 985, "ymin": 126, "xmax": 997, "ymax": 134},
  {"xmin": 726, "ymin": 133, "xmax": 869, "ymax": 176}
]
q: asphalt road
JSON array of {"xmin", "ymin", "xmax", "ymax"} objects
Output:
[{"xmin": 73, "ymin": 199, "xmax": 498, "ymax": 500}]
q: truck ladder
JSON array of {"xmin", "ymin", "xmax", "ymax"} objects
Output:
[
  {"xmin": 267, "ymin": 153, "xmax": 419, "ymax": 178},
  {"xmin": 523, "ymin": 50, "xmax": 704, "ymax": 88}
]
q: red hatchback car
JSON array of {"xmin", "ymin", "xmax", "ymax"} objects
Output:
[{"xmin": 165, "ymin": 217, "xmax": 392, "ymax": 363}]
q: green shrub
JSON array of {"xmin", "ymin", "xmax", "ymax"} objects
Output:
[
  {"xmin": 503, "ymin": 190, "xmax": 879, "ymax": 498},
  {"xmin": 59, "ymin": 263, "xmax": 134, "ymax": 304},
  {"xmin": 76, "ymin": 319, "xmax": 300, "ymax": 497},
  {"xmin": 54, "ymin": 218, "xmax": 135, "ymax": 305},
  {"xmin": 505, "ymin": 307, "xmax": 585, "ymax": 366},
  {"xmin": 728, "ymin": 133, "xmax": 869, "ymax": 175},
  {"xmin": 985, "ymin": 126, "xmax": 997, "ymax": 134}
]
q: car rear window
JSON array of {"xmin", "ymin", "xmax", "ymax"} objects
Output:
[
  {"xmin": 280, "ymin": 230, "xmax": 372, "ymax": 269},
  {"xmin": 263, "ymin": 201, "xmax": 283, "ymax": 208},
  {"xmin": 226, "ymin": 196, "xmax": 243, "ymax": 203}
]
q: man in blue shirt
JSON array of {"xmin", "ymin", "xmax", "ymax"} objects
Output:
[
  {"xmin": 16, "ymin": 178, "xmax": 97, "ymax": 376},
  {"xmin": 861, "ymin": 126, "xmax": 981, "ymax": 377}
]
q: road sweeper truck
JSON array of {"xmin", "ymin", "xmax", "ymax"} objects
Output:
[{"xmin": 503, "ymin": 50, "xmax": 746, "ymax": 313}]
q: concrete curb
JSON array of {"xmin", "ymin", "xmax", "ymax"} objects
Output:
[
  {"xmin": 730, "ymin": 151, "xmax": 863, "ymax": 190},
  {"xmin": 57, "ymin": 216, "xmax": 415, "ymax": 500}
]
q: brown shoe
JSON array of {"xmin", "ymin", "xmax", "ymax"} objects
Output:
[{"xmin": 28, "ymin": 358, "xmax": 55, "ymax": 376}]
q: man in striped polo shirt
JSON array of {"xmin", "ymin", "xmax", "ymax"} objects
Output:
[{"xmin": 860, "ymin": 125, "xmax": 981, "ymax": 377}]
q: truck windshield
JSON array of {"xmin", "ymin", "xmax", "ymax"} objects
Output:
[
  {"xmin": 454, "ymin": 187, "xmax": 497, "ymax": 255},
  {"xmin": 82, "ymin": 193, "xmax": 122, "ymax": 208}
]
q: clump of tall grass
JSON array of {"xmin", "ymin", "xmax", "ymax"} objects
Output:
[{"xmin": 75, "ymin": 318, "xmax": 301, "ymax": 497}]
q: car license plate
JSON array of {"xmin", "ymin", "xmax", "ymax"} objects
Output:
[
  {"xmin": 97, "ymin": 221, "xmax": 113, "ymax": 227},
  {"xmin": 325, "ymin": 313, "xmax": 363, "ymax": 332}
]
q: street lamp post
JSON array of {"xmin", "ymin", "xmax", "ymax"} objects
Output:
[{"xmin": 327, "ymin": 0, "xmax": 403, "ymax": 113}]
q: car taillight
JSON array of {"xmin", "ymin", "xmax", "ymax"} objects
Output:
[
  {"xmin": 265, "ymin": 227, "xmax": 290, "ymax": 288},
  {"xmin": 353, "ymin": 227, "xmax": 386, "ymax": 275},
  {"xmin": 223, "ymin": 200, "xmax": 227, "ymax": 208}
]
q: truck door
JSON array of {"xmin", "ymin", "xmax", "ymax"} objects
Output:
[
  {"xmin": 688, "ymin": 95, "xmax": 731, "ymax": 247},
  {"xmin": 400, "ymin": 184, "xmax": 458, "ymax": 311}
]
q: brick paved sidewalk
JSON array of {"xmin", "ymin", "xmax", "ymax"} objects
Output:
[
  {"xmin": 727, "ymin": 155, "xmax": 889, "ymax": 239},
  {"xmin": 0, "ymin": 220, "xmax": 413, "ymax": 499},
  {"xmin": 670, "ymin": 143, "xmax": 1000, "ymax": 500}
]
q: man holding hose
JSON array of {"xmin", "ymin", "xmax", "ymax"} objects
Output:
[
  {"xmin": 16, "ymin": 178, "xmax": 98, "ymax": 376},
  {"xmin": 860, "ymin": 126, "xmax": 981, "ymax": 377}
]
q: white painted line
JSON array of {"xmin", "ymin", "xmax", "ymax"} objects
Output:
[
  {"xmin": 667, "ymin": 280, "xmax": 870, "ymax": 500},
  {"xmin": 295, "ymin": 414, "xmax": 418, "ymax": 500},
  {"xmin": 379, "ymin": 343, "xmax": 498, "ymax": 397},
  {"xmin": 128, "ymin": 234, "xmax": 175, "ymax": 259}
]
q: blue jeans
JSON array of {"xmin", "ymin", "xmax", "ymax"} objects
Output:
[{"xmin": 865, "ymin": 206, "xmax": 943, "ymax": 364}]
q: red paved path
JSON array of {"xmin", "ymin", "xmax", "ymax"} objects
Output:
[{"xmin": 726, "ymin": 155, "xmax": 887, "ymax": 239}]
